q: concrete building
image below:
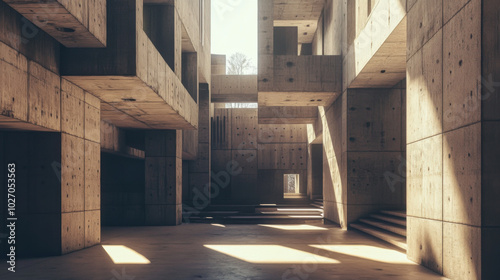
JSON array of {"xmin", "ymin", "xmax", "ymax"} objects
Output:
[{"xmin": 0, "ymin": 0, "xmax": 498, "ymax": 279}]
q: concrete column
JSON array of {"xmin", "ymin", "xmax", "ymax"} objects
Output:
[
  {"xmin": 322, "ymin": 85, "xmax": 406, "ymax": 228},
  {"xmin": 311, "ymin": 144, "xmax": 323, "ymax": 199},
  {"xmin": 145, "ymin": 130, "xmax": 182, "ymax": 226},
  {"xmin": 60, "ymin": 81, "xmax": 102, "ymax": 255},
  {"xmin": 322, "ymin": 93, "xmax": 348, "ymax": 228},
  {"xmin": 258, "ymin": 0, "xmax": 274, "ymax": 91},
  {"xmin": 187, "ymin": 84, "xmax": 211, "ymax": 206},
  {"xmin": 0, "ymin": 81, "xmax": 101, "ymax": 257}
]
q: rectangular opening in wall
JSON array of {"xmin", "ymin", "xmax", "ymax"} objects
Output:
[
  {"xmin": 143, "ymin": 4, "xmax": 175, "ymax": 72},
  {"xmin": 283, "ymin": 174, "xmax": 301, "ymax": 199},
  {"xmin": 221, "ymin": 103, "xmax": 258, "ymax": 109},
  {"xmin": 274, "ymin": 26, "xmax": 298, "ymax": 55},
  {"xmin": 182, "ymin": 52, "xmax": 198, "ymax": 103}
]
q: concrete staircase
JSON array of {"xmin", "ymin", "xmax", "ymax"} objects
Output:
[
  {"xmin": 310, "ymin": 198, "xmax": 324, "ymax": 209},
  {"xmin": 350, "ymin": 210, "xmax": 407, "ymax": 251},
  {"xmin": 183, "ymin": 202, "xmax": 324, "ymax": 224}
]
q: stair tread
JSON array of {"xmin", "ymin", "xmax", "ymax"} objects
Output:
[
  {"xmin": 229, "ymin": 215, "xmax": 323, "ymax": 219},
  {"xmin": 359, "ymin": 218, "xmax": 406, "ymax": 237},
  {"xmin": 370, "ymin": 214, "xmax": 407, "ymax": 226},
  {"xmin": 260, "ymin": 211, "xmax": 323, "ymax": 215},
  {"xmin": 351, "ymin": 223, "xmax": 407, "ymax": 250},
  {"xmin": 380, "ymin": 210, "xmax": 406, "ymax": 218}
]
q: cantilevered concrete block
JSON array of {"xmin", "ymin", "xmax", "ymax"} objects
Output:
[
  {"xmin": 4, "ymin": 0, "xmax": 106, "ymax": 48},
  {"xmin": 0, "ymin": 43, "xmax": 28, "ymax": 123},
  {"xmin": 211, "ymin": 75, "xmax": 258, "ymax": 103},
  {"xmin": 258, "ymin": 55, "xmax": 342, "ymax": 107},
  {"xmin": 61, "ymin": 0, "xmax": 198, "ymax": 130},
  {"xmin": 28, "ymin": 61, "xmax": 61, "ymax": 131}
]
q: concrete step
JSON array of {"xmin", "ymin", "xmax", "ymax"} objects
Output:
[
  {"xmin": 380, "ymin": 210, "xmax": 406, "ymax": 219},
  {"xmin": 351, "ymin": 223, "xmax": 407, "ymax": 251},
  {"xmin": 311, "ymin": 203, "xmax": 324, "ymax": 209},
  {"xmin": 370, "ymin": 214, "xmax": 407, "ymax": 227},
  {"xmin": 359, "ymin": 218, "xmax": 406, "ymax": 237},
  {"xmin": 187, "ymin": 214, "xmax": 324, "ymax": 224},
  {"xmin": 196, "ymin": 211, "xmax": 239, "ymax": 216}
]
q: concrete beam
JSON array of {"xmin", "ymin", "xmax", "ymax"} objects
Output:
[
  {"xmin": 344, "ymin": 0, "xmax": 407, "ymax": 89},
  {"xmin": 258, "ymin": 106, "xmax": 318, "ymax": 124},
  {"xmin": 211, "ymin": 75, "xmax": 257, "ymax": 103},
  {"xmin": 258, "ymin": 55, "xmax": 342, "ymax": 105}
]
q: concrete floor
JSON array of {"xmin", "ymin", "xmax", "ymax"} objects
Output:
[{"xmin": 1, "ymin": 221, "xmax": 447, "ymax": 280}]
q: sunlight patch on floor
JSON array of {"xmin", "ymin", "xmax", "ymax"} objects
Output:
[
  {"xmin": 259, "ymin": 224, "xmax": 328, "ymax": 231},
  {"xmin": 102, "ymin": 245, "xmax": 151, "ymax": 264},
  {"xmin": 204, "ymin": 245, "xmax": 339, "ymax": 264},
  {"xmin": 211, "ymin": 223, "xmax": 226, "ymax": 228},
  {"xmin": 309, "ymin": 245, "xmax": 411, "ymax": 264}
]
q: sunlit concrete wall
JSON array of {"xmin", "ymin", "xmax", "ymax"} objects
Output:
[
  {"xmin": 321, "ymin": 83, "xmax": 406, "ymax": 228},
  {"xmin": 406, "ymin": 0, "xmax": 500, "ymax": 278},
  {"xmin": 319, "ymin": 0, "xmax": 407, "ymax": 228}
]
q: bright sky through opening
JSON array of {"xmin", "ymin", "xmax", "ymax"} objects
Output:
[{"xmin": 211, "ymin": 0, "xmax": 258, "ymax": 74}]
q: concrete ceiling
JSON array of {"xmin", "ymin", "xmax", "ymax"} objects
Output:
[
  {"xmin": 273, "ymin": 0, "xmax": 325, "ymax": 20},
  {"xmin": 274, "ymin": 20, "xmax": 318, "ymax": 44},
  {"xmin": 273, "ymin": 0, "xmax": 325, "ymax": 44}
]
